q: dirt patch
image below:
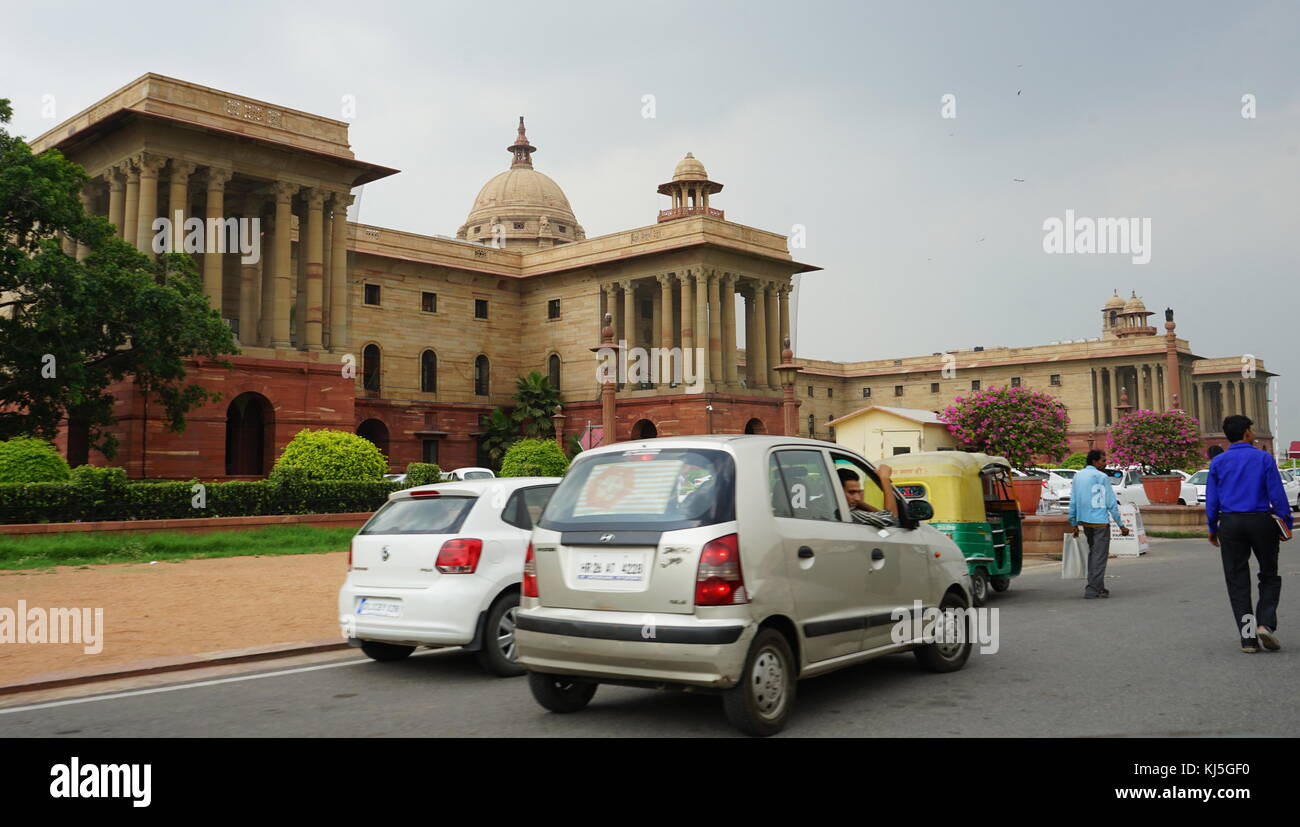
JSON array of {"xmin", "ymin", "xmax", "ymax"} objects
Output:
[{"xmin": 0, "ymin": 552, "xmax": 346, "ymax": 685}]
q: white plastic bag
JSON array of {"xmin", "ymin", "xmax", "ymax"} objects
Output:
[{"xmin": 1061, "ymin": 533, "xmax": 1086, "ymax": 579}]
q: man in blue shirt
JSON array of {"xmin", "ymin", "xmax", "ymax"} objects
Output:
[
  {"xmin": 1207, "ymin": 415, "xmax": 1291, "ymax": 653},
  {"xmin": 1068, "ymin": 449, "xmax": 1130, "ymax": 599}
]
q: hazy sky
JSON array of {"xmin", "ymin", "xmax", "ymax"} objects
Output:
[{"xmin": 3, "ymin": 1, "xmax": 1297, "ymax": 445}]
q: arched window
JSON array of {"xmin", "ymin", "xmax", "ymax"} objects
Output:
[
  {"xmin": 547, "ymin": 353, "xmax": 561, "ymax": 390},
  {"xmin": 363, "ymin": 344, "xmax": 381, "ymax": 392},
  {"xmin": 475, "ymin": 355, "xmax": 490, "ymax": 396},
  {"xmin": 807, "ymin": 413, "xmax": 815, "ymax": 435},
  {"xmin": 421, "ymin": 350, "xmax": 437, "ymax": 393}
]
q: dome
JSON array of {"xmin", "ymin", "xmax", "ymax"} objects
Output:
[
  {"xmin": 1122, "ymin": 291, "xmax": 1148, "ymax": 313},
  {"xmin": 672, "ymin": 152, "xmax": 710, "ymax": 182},
  {"xmin": 1104, "ymin": 290, "xmax": 1125, "ymax": 309},
  {"xmin": 457, "ymin": 118, "xmax": 585, "ymax": 247}
]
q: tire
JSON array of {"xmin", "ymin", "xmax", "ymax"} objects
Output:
[
  {"xmin": 474, "ymin": 591, "xmax": 525, "ymax": 677},
  {"xmin": 722, "ymin": 628, "xmax": 797, "ymax": 737},
  {"xmin": 913, "ymin": 590, "xmax": 974, "ymax": 673},
  {"xmin": 990, "ymin": 576, "xmax": 1011, "ymax": 593},
  {"xmin": 528, "ymin": 672, "xmax": 597, "ymax": 713},
  {"xmin": 360, "ymin": 641, "xmax": 415, "ymax": 662},
  {"xmin": 970, "ymin": 568, "xmax": 989, "ymax": 607}
]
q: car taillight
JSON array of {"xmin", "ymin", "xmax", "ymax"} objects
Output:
[
  {"xmin": 522, "ymin": 542, "xmax": 538, "ymax": 598},
  {"xmin": 436, "ymin": 538, "xmax": 483, "ymax": 574},
  {"xmin": 347, "ymin": 541, "xmax": 353, "ymax": 570},
  {"xmin": 695, "ymin": 533, "xmax": 747, "ymax": 606}
]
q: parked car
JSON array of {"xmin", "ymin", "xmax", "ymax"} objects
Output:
[
  {"xmin": 515, "ymin": 435, "xmax": 975, "ymax": 736},
  {"xmin": 1188, "ymin": 469, "xmax": 1208, "ymax": 505},
  {"xmin": 383, "ymin": 473, "xmax": 407, "ymax": 484},
  {"xmin": 440, "ymin": 467, "xmax": 496, "ymax": 481},
  {"xmin": 1280, "ymin": 469, "xmax": 1300, "ymax": 511},
  {"xmin": 1108, "ymin": 467, "xmax": 1199, "ymax": 506},
  {"xmin": 338, "ymin": 477, "xmax": 560, "ymax": 676},
  {"xmin": 1043, "ymin": 469, "xmax": 1076, "ymax": 511}
]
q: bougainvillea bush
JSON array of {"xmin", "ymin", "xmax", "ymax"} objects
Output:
[
  {"xmin": 1107, "ymin": 409, "xmax": 1203, "ymax": 474},
  {"xmin": 939, "ymin": 385, "xmax": 1070, "ymax": 469}
]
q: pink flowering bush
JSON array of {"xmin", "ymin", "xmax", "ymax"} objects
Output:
[
  {"xmin": 1107, "ymin": 409, "xmax": 1203, "ymax": 474},
  {"xmin": 938, "ymin": 385, "xmax": 1070, "ymax": 469}
]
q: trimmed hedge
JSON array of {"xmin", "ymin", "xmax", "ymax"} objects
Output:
[
  {"xmin": 500, "ymin": 438, "xmax": 569, "ymax": 478},
  {"xmin": 0, "ymin": 437, "xmax": 72, "ymax": 483},
  {"xmin": 404, "ymin": 462, "xmax": 442, "ymax": 488},
  {"xmin": 274, "ymin": 429, "xmax": 388, "ymax": 481},
  {"xmin": 0, "ymin": 478, "xmax": 401, "ymax": 524}
]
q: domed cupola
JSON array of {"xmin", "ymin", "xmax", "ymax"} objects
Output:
[
  {"xmin": 457, "ymin": 117, "xmax": 585, "ymax": 249},
  {"xmin": 657, "ymin": 152, "xmax": 724, "ymax": 222}
]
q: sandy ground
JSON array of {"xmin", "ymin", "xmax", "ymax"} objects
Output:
[{"xmin": 0, "ymin": 552, "xmax": 347, "ymax": 685}]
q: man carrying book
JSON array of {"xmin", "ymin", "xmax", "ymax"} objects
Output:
[{"xmin": 1207, "ymin": 415, "xmax": 1292, "ymax": 653}]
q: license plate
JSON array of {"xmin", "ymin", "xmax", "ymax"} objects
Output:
[
  {"xmin": 356, "ymin": 598, "xmax": 401, "ymax": 617},
  {"xmin": 572, "ymin": 550, "xmax": 649, "ymax": 589}
]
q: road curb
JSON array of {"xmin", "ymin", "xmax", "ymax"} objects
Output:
[{"xmin": 0, "ymin": 638, "xmax": 351, "ymax": 697}]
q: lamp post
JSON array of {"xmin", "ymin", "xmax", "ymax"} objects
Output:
[
  {"xmin": 590, "ymin": 313, "xmax": 622, "ymax": 447},
  {"xmin": 774, "ymin": 336, "xmax": 800, "ymax": 437}
]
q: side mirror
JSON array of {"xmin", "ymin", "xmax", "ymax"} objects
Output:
[{"xmin": 906, "ymin": 499, "xmax": 934, "ymax": 522}]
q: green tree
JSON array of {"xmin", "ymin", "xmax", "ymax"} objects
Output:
[
  {"xmin": 1062, "ymin": 452, "xmax": 1089, "ymax": 470},
  {"xmin": 512, "ymin": 371, "xmax": 561, "ymax": 438},
  {"xmin": 274, "ymin": 429, "xmax": 388, "ymax": 480},
  {"xmin": 500, "ymin": 438, "xmax": 570, "ymax": 477},
  {"xmin": 480, "ymin": 408, "xmax": 517, "ymax": 467},
  {"xmin": 0, "ymin": 436, "xmax": 71, "ymax": 482},
  {"xmin": 0, "ymin": 98, "xmax": 237, "ymax": 463},
  {"xmin": 939, "ymin": 385, "xmax": 1070, "ymax": 469}
]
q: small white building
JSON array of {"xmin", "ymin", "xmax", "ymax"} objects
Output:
[{"xmin": 829, "ymin": 405, "xmax": 957, "ymax": 461}]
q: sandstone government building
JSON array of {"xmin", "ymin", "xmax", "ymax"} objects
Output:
[{"xmin": 35, "ymin": 74, "xmax": 1275, "ymax": 478}]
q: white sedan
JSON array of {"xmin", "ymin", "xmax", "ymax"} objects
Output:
[{"xmin": 1106, "ymin": 468, "xmax": 1199, "ymax": 507}]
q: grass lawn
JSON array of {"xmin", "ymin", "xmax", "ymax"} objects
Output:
[{"xmin": 0, "ymin": 525, "xmax": 357, "ymax": 570}]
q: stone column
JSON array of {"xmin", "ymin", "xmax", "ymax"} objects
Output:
[
  {"xmin": 134, "ymin": 153, "xmax": 166, "ymax": 254},
  {"xmin": 679, "ymin": 273, "xmax": 694, "ymax": 354},
  {"xmin": 707, "ymin": 271, "xmax": 722, "ymax": 383},
  {"xmin": 621, "ymin": 279, "xmax": 636, "ymax": 351},
  {"xmin": 694, "ymin": 271, "xmax": 710, "ymax": 387},
  {"xmin": 105, "ymin": 166, "xmax": 125, "ymax": 241},
  {"xmin": 270, "ymin": 182, "xmax": 296, "ymax": 347},
  {"xmin": 330, "ymin": 193, "xmax": 352, "ymax": 352},
  {"xmin": 744, "ymin": 285, "xmax": 755, "ymax": 387},
  {"xmin": 753, "ymin": 281, "xmax": 769, "ymax": 388},
  {"xmin": 765, "ymin": 282, "xmax": 780, "ymax": 388},
  {"xmin": 202, "ymin": 167, "xmax": 233, "ymax": 311},
  {"xmin": 1107, "ymin": 367, "xmax": 1119, "ymax": 424},
  {"xmin": 722, "ymin": 274, "xmax": 738, "ymax": 388},
  {"xmin": 302, "ymin": 188, "xmax": 327, "ymax": 350},
  {"xmin": 613, "ymin": 283, "xmax": 625, "ymax": 343},
  {"xmin": 239, "ymin": 195, "xmax": 262, "ymax": 345},
  {"xmin": 167, "ymin": 160, "xmax": 196, "ymax": 252},
  {"xmin": 778, "ymin": 284, "xmax": 790, "ymax": 361},
  {"xmin": 258, "ymin": 202, "xmax": 276, "ymax": 346},
  {"xmin": 657, "ymin": 274, "xmax": 673, "ymax": 351},
  {"xmin": 122, "ymin": 160, "xmax": 141, "ymax": 245}
]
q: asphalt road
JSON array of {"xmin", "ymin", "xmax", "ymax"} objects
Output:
[{"xmin": 2, "ymin": 537, "xmax": 1296, "ymax": 737}]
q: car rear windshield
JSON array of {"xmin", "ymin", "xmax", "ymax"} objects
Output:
[
  {"xmin": 539, "ymin": 447, "xmax": 735, "ymax": 532},
  {"xmin": 358, "ymin": 496, "xmax": 476, "ymax": 535},
  {"xmin": 1190, "ymin": 470, "xmax": 1208, "ymax": 484}
]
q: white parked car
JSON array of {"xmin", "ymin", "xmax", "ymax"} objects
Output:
[
  {"xmin": 1188, "ymin": 468, "xmax": 1298, "ymax": 510},
  {"xmin": 441, "ymin": 466, "xmax": 496, "ymax": 481},
  {"xmin": 1188, "ymin": 469, "xmax": 1208, "ymax": 505},
  {"xmin": 339, "ymin": 477, "xmax": 560, "ymax": 676},
  {"xmin": 1108, "ymin": 468, "xmax": 1199, "ymax": 506}
]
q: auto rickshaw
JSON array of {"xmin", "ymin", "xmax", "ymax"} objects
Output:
[{"xmin": 886, "ymin": 451, "xmax": 1023, "ymax": 606}]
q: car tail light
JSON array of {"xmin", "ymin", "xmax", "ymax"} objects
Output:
[
  {"xmin": 695, "ymin": 533, "xmax": 747, "ymax": 605},
  {"xmin": 436, "ymin": 538, "xmax": 483, "ymax": 574},
  {"xmin": 347, "ymin": 540, "xmax": 353, "ymax": 570},
  {"xmin": 522, "ymin": 542, "xmax": 538, "ymax": 598}
]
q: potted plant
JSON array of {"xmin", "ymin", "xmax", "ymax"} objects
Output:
[
  {"xmin": 1107, "ymin": 409, "xmax": 1203, "ymax": 505},
  {"xmin": 939, "ymin": 385, "xmax": 1070, "ymax": 514}
]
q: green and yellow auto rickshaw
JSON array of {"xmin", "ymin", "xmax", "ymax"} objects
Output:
[{"xmin": 886, "ymin": 451, "xmax": 1023, "ymax": 606}]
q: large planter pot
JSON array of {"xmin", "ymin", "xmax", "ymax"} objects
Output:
[
  {"xmin": 1012, "ymin": 478, "xmax": 1043, "ymax": 515},
  {"xmin": 1142, "ymin": 475, "xmax": 1182, "ymax": 505}
]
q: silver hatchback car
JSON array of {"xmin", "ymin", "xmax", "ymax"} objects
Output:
[{"xmin": 515, "ymin": 435, "xmax": 975, "ymax": 736}]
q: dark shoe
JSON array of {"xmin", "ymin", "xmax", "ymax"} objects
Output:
[
  {"xmin": 1084, "ymin": 593, "xmax": 1100, "ymax": 599},
  {"xmin": 1241, "ymin": 645, "xmax": 1259, "ymax": 654},
  {"xmin": 1100, "ymin": 589, "xmax": 1110, "ymax": 598},
  {"xmin": 1258, "ymin": 627, "xmax": 1281, "ymax": 651}
]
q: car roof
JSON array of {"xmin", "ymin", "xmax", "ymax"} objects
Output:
[
  {"xmin": 574, "ymin": 434, "xmax": 860, "ymax": 459},
  {"xmin": 390, "ymin": 477, "xmax": 560, "ymax": 500}
]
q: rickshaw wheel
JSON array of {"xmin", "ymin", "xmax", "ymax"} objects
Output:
[
  {"xmin": 991, "ymin": 576, "xmax": 1011, "ymax": 593},
  {"xmin": 970, "ymin": 569, "xmax": 989, "ymax": 607}
]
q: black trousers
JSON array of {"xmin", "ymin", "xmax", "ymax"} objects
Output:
[{"xmin": 1218, "ymin": 513, "xmax": 1282, "ymax": 644}]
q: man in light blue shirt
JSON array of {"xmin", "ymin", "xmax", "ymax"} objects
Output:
[{"xmin": 1068, "ymin": 449, "xmax": 1130, "ymax": 599}]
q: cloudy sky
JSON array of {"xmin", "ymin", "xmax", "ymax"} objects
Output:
[{"xmin": 3, "ymin": 0, "xmax": 1297, "ymax": 444}]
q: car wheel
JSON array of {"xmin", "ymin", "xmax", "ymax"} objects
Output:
[
  {"xmin": 528, "ymin": 672, "xmax": 597, "ymax": 713},
  {"xmin": 722, "ymin": 628, "xmax": 796, "ymax": 737},
  {"xmin": 970, "ymin": 568, "xmax": 989, "ymax": 607},
  {"xmin": 474, "ymin": 591, "xmax": 525, "ymax": 677},
  {"xmin": 913, "ymin": 590, "xmax": 974, "ymax": 674},
  {"xmin": 360, "ymin": 641, "xmax": 415, "ymax": 662},
  {"xmin": 990, "ymin": 576, "xmax": 1011, "ymax": 593}
]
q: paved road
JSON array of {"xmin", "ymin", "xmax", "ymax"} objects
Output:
[{"xmin": 2, "ymin": 538, "xmax": 1296, "ymax": 737}]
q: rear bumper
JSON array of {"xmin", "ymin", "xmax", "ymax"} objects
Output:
[
  {"xmin": 338, "ymin": 577, "xmax": 498, "ymax": 647},
  {"xmin": 515, "ymin": 605, "xmax": 754, "ymax": 689}
]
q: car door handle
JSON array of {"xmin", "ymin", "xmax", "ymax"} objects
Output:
[
  {"xmin": 797, "ymin": 546, "xmax": 814, "ymax": 559},
  {"xmin": 871, "ymin": 548, "xmax": 885, "ymax": 561}
]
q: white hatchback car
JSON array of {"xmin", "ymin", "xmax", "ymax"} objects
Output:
[
  {"xmin": 338, "ymin": 477, "xmax": 559, "ymax": 676},
  {"xmin": 515, "ymin": 436, "xmax": 974, "ymax": 736}
]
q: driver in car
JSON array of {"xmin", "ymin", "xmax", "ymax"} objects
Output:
[{"xmin": 837, "ymin": 466, "xmax": 898, "ymax": 528}]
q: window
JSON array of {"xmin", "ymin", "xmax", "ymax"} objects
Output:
[
  {"xmin": 558, "ymin": 224, "xmax": 567, "ymax": 233},
  {"xmin": 364, "ymin": 284, "xmax": 380, "ymax": 306},
  {"xmin": 807, "ymin": 414, "xmax": 815, "ymax": 435},
  {"xmin": 422, "ymin": 439, "xmax": 439, "ymax": 465},
  {"xmin": 808, "ymin": 385, "xmax": 814, "ymax": 398},
  {"xmin": 548, "ymin": 353, "xmax": 561, "ymax": 389},
  {"xmin": 640, "ymin": 299, "xmax": 652, "ymax": 319},
  {"xmin": 501, "ymin": 485, "xmax": 557, "ymax": 530},
  {"xmin": 931, "ymin": 382, "xmax": 939, "ymax": 393},
  {"xmin": 828, "ymin": 427, "xmax": 836, "ymax": 442},
  {"xmin": 971, "ymin": 380, "xmax": 981, "ymax": 391},
  {"xmin": 1050, "ymin": 374, "xmax": 1062, "ymax": 386},
  {"xmin": 420, "ymin": 350, "xmax": 437, "ymax": 393},
  {"xmin": 1011, "ymin": 377, "xmax": 1021, "ymax": 388},
  {"xmin": 363, "ymin": 344, "xmax": 381, "ymax": 392},
  {"xmin": 473, "ymin": 226, "xmax": 481, "ymax": 234},
  {"xmin": 893, "ymin": 447, "xmax": 911, "ymax": 456},
  {"xmin": 769, "ymin": 450, "xmax": 841, "ymax": 522},
  {"xmin": 894, "ymin": 385, "xmax": 904, "ymax": 397},
  {"xmin": 547, "ymin": 298, "xmax": 560, "ymax": 319},
  {"xmin": 513, "ymin": 222, "xmax": 524, "ymax": 229},
  {"xmin": 862, "ymin": 387, "xmax": 871, "ymax": 398},
  {"xmin": 827, "ymin": 387, "xmax": 833, "ymax": 398},
  {"xmin": 830, "ymin": 453, "xmax": 898, "ymax": 521},
  {"xmin": 475, "ymin": 299, "xmax": 488, "ymax": 319},
  {"xmin": 421, "ymin": 292, "xmax": 437, "ymax": 313},
  {"xmin": 474, "ymin": 355, "xmax": 490, "ymax": 396},
  {"xmin": 359, "ymin": 496, "xmax": 474, "ymax": 535}
]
